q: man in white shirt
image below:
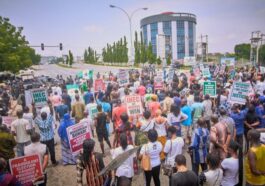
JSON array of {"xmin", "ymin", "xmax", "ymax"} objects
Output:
[{"xmin": 11, "ymin": 109, "xmax": 31, "ymax": 156}]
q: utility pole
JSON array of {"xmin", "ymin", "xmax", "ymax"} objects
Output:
[{"xmin": 250, "ymin": 31, "xmax": 263, "ymax": 66}]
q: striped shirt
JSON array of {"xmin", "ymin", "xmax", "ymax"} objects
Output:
[{"xmin": 34, "ymin": 115, "xmax": 54, "ymax": 142}]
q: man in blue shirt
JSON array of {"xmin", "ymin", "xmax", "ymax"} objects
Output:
[
  {"xmin": 83, "ymin": 89, "xmax": 93, "ymax": 105},
  {"xmin": 181, "ymin": 98, "xmax": 192, "ymax": 144},
  {"xmin": 33, "ymin": 102, "xmax": 58, "ymax": 166},
  {"xmin": 55, "ymin": 99, "xmax": 69, "ymax": 121}
]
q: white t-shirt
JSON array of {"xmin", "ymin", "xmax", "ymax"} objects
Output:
[
  {"xmin": 23, "ymin": 113, "xmax": 34, "ymax": 129},
  {"xmin": 153, "ymin": 121, "xmax": 167, "ymax": 137},
  {"xmin": 140, "ymin": 141, "xmax": 163, "ymax": 168},
  {"xmin": 85, "ymin": 103, "xmax": 98, "ymax": 120},
  {"xmin": 221, "ymin": 157, "xmax": 239, "ymax": 186},
  {"xmin": 139, "ymin": 118, "xmax": 154, "ymax": 132},
  {"xmin": 167, "ymin": 112, "xmax": 188, "ymax": 125},
  {"xmin": 111, "ymin": 145, "xmax": 135, "ymax": 178},
  {"xmin": 203, "ymin": 168, "xmax": 223, "ymax": 186},
  {"xmin": 164, "ymin": 137, "xmax": 184, "ymax": 166},
  {"xmin": 11, "ymin": 118, "xmax": 31, "ymax": 143}
]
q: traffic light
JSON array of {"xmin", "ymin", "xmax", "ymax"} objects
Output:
[
  {"xmin": 41, "ymin": 43, "xmax": 44, "ymax": 50},
  {"xmin": 59, "ymin": 43, "xmax": 63, "ymax": 50}
]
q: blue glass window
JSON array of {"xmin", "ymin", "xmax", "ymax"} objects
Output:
[
  {"xmin": 188, "ymin": 22, "xmax": 194, "ymax": 56},
  {"xmin": 177, "ymin": 20, "xmax": 185, "ymax": 59},
  {"xmin": 150, "ymin": 23, "xmax": 158, "ymax": 55},
  {"xmin": 142, "ymin": 25, "xmax": 148, "ymax": 45}
]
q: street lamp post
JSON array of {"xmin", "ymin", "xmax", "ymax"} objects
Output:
[{"xmin": 109, "ymin": 5, "xmax": 148, "ymax": 65}]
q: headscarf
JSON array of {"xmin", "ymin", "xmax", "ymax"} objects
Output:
[{"xmin": 58, "ymin": 113, "xmax": 75, "ymax": 146}]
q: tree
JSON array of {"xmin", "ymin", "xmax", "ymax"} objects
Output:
[
  {"xmin": 156, "ymin": 57, "xmax": 162, "ymax": 65},
  {"xmin": 68, "ymin": 50, "xmax": 73, "ymax": 66},
  {"xmin": 0, "ymin": 16, "xmax": 40, "ymax": 72},
  {"xmin": 66, "ymin": 55, "xmax": 69, "ymax": 65},
  {"xmin": 259, "ymin": 45, "xmax": 265, "ymax": 65},
  {"xmin": 234, "ymin": 43, "xmax": 251, "ymax": 60},
  {"xmin": 134, "ymin": 31, "xmax": 140, "ymax": 64},
  {"xmin": 147, "ymin": 42, "xmax": 156, "ymax": 64},
  {"xmin": 140, "ymin": 31, "xmax": 147, "ymax": 64},
  {"xmin": 166, "ymin": 56, "xmax": 171, "ymax": 66},
  {"xmin": 84, "ymin": 49, "xmax": 88, "ymax": 63}
]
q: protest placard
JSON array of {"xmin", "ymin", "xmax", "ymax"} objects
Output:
[
  {"xmin": 2, "ymin": 116, "xmax": 16, "ymax": 128},
  {"xmin": 94, "ymin": 79, "xmax": 105, "ymax": 92},
  {"xmin": 214, "ymin": 66, "xmax": 220, "ymax": 76},
  {"xmin": 67, "ymin": 121, "xmax": 91, "ymax": 154},
  {"xmin": 260, "ymin": 66, "xmax": 265, "ymax": 74},
  {"xmin": 203, "ymin": 81, "xmax": 217, "ymax": 97},
  {"xmin": 31, "ymin": 88, "xmax": 48, "ymax": 107},
  {"xmin": 88, "ymin": 105, "xmax": 98, "ymax": 120},
  {"xmin": 125, "ymin": 95, "xmax": 143, "ymax": 116},
  {"xmin": 154, "ymin": 74, "xmax": 163, "ymax": 90},
  {"xmin": 167, "ymin": 68, "xmax": 175, "ymax": 83},
  {"xmin": 202, "ymin": 67, "xmax": 211, "ymax": 78},
  {"xmin": 219, "ymin": 64, "xmax": 226, "ymax": 74},
  {"xmin": 193, "ymin": 66, "xmax": 201, "ymax": 76},
  {"xmin": 83, "ymin": 70, "xmax": 93, "ymax": 80},
  {"xmin": 118, "ymin": 69, "xmax": 129, "ymax": 86},
  {"xmin": 221, "ymin": 57, "xmax": 235, "ymax": 66},
  {"xmin": 9, "ymin": 154, "xmax": 43, "ymax": 186},
  {"xmin": 228, "ymin": 81, "xmax": 251, "ymax": 104}
]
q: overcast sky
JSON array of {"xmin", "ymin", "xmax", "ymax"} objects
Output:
[{"xmin": 1, "ymin": 0, "xmax": 265, "ymax": 56}]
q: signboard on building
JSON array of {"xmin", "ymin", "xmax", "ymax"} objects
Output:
[
  {"xmin": 67, "ymin": 121, "xmax": 91, "ymax": 154},
  {"xmin": 125, "ymin": 95, "xmax": 143, "ymax": 116},
  {"xmin": 203, "ymin": 81, "xmax": 217, "ymax": 97},
  {"xmin": 228, "ymin": 81, "xmax": 251, "ymax": 104},
  {"xmin": 221, "ymin": 57, "xmax": 235, "ymax": 66},
  {"xmin": 94, "ymin": 79, "xmax": 105, "ymax": 92},
  {"xmin": 31, "ymin": 88, "xmax": 48, "ymax": 107},
  {"xmin": 118, "ymin": 69, "xmax": 129, "ymax": 86},
  {"xmin": 9, "ymin": 154, "xmax": 43, "ymax": 186}
]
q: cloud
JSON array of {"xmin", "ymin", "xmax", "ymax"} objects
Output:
[{"xmin": 84, "ymin": 25, "xmax": 104, "ymax": 33}]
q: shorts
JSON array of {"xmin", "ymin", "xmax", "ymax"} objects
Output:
[
  {"xmin": 97, "ymin": 130, "xmax": 109, "ymax": 142},
  {"xmin": 182, "ymin": 125, "xmax": 192, "ymax": 139}
]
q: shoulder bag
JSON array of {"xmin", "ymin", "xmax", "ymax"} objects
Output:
[
  {"xmin": 141, "ymin": 145, "xmax": 151, "ymax": 171},
  {"xmin": 162, "ymin": 140, "xmax": 173, "ymax": 176}
]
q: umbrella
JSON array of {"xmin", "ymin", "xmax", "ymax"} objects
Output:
[{"xmin": 97, "ymin": 146, "xmax": 141, "ymax": 177}]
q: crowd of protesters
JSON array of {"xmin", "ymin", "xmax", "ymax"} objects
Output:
[{"xmin": 0, "ymin": 63, "xmax": 265, "ymax": 186}]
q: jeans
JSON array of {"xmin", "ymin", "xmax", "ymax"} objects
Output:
[
  {"xmin": 41, "ymin": 138, "xmax": 56, "ymax": 164},
  {"xmin": 192, "ymin": 163, "xmax": 207, "ymax": 176},
  {"xmin": 16, "ymin": 141, "xmax": 31, "ymax": 157},
  {"xmin": 144, "ymin": 165, "xmax": 161, "ymax": 186}
]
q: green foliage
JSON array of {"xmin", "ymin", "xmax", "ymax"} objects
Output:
[
  {"xmin": 134, "ymin": 31, "xmax": 140, "ymax": 64},
  {"xmin": 166, "ymin": 56, "xmax": 171, "ymax": 66},
  {"xmin": 156, "ymin": 57, "xmax": 162, "ymax": 65},
  {"xmin": 66, "ymin": 55, "xmax": 69, "ymax": 65},
  {"xmin": 234, "ymin": 43, "xmax": 250, "ymax": 60},
  {"xmin": 147, "ymin": 42, "xmax": 156, "ymax": 64},
  {"xmin": 259, "ymin": 45, "xmax": 265, "ymax": 65},
  {"xmin": 84, "ymin": 47, "xmax": 97, "ymax": 64},
  {"xmin": 102, "ymin": 36, "xmax": 128, "ymax": 63},
  {"xmin": 68, "ymin": 50, "xmax": 73, "ymax": 66},
  {"xmin": 0, "ymin": 16, "xmax": 40, "ymax": 72},
  {"xmin": 140, "ymin": 31, "xmax": 147, "ymax": 64}
]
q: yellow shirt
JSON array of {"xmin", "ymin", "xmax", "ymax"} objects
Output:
[{"xmin": 245, "ymin": 144, "xmax": 265, "ymax": 185}]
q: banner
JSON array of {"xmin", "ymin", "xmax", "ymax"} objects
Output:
[
  {"xmin": 219, "ymin": 64, "xmax": 226, "ymax": 74},
  {"xmin": 2, "ymin": 116, "xmax": 16, "ymax": 128},
  {"xmin": 31, "ymin": 88, "xmax": 48, "ymax": 107},
  {"xmin": 66, "ymin": 84, "xmax": 79, "ymax": 101},
  {"xmin": 184, "ymin": 56, "xmax": 196, "ymax": 66},
  {"xmin": 154, "ymin": 71, "xmax": 163, "ymax": 90},
  {"xmin": 125, "ymin": 95, "xmax": 143, "ymax": 116},
  {"xmin": 202, "ymin": 67, "xmax": 211, "ymax": 78},
  {"xmin": 213, "ymin": 66, "xmax": 219, "ymax": 76},
  {"xmin": 221, "ymin": 57, "xmax": 235, "ymax": 66},
  {"xmin": 9, "ymin": 154, "xmax": 43, "ymax": 186},
  {"xmin": 118, "ymin": 69, "xmax": 129, "ymax": 87},
  {"xmin": 203, "ymin": 81, "xmax": 217, "ymax": 97},
  {"xmin": 67, "ymin": 121, "xmax": 91, "ymax": 154},
  {"xmin": 83, "ymin": 70, "xmax": 93, "ymax": 80},
  {"xmin": 94, "ymin": 79, "xmax": 105, "ymax": 92},
  {"xmin": 228, "ymin": 81, "xmax": 251, "ymax": 104}
]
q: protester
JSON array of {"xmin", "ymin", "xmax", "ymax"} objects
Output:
[
  {"xmin": 199, "ymin": 153, "xmax": 223, "ymax": 186},
  {"xmin": 170, "ymin": 154, "xmax": 198, "ymax": 186},
  {"xmin": 71, "ymin": 94, "xmax": 85, "ymax": 123},
  {"xmin": 11, "ymin": 109, "xmax": 31, "ymax": 156},
  {"xmin": 189, "ymin": 118, "xmax": 209, "ymax": 175},
  {"xmin": 111, "ymin": 133, "xmax": 135, "ymax": 185},
  {"xmin": 245, "ymin": 129, "xmax": 265, "ymax": 186},
  {"xmin": 181, "ymin": 98, "xmax": 193, "ymax": 144},
  {"xmin": 58, "ymin": 113, "xmax": 76, "ymax": 165},
  {"xmin": 221, "ymin": 140, "xmax": 240, "ymax": 186},
  {"xmin": 55, "ymin": 99, "xmax": 69, "ymax": 121},
  {"xmin": 202, "ymin": 94, "xmax": 213, "ymax": 130},
  {"xmin": 139, "ymin": 129, "xmax": 162, "ymax": 186},
  {"xmin": 94, "ymin": 104, "xmax": 111, "ymax": 155},
  {"xmin": 76, "ymin": 139, "xmax": 109, "ymax": 186},
  {"xmin": 0, "ymin": 157, "xmax": 21, "ymax": 185},
  {"xmin": 24, "ymin": 132, "xmax": 49, "ymax": 186},
  {"xmin": 112, "ymin": 99, "xmax": 127, "ymax": 130}
]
